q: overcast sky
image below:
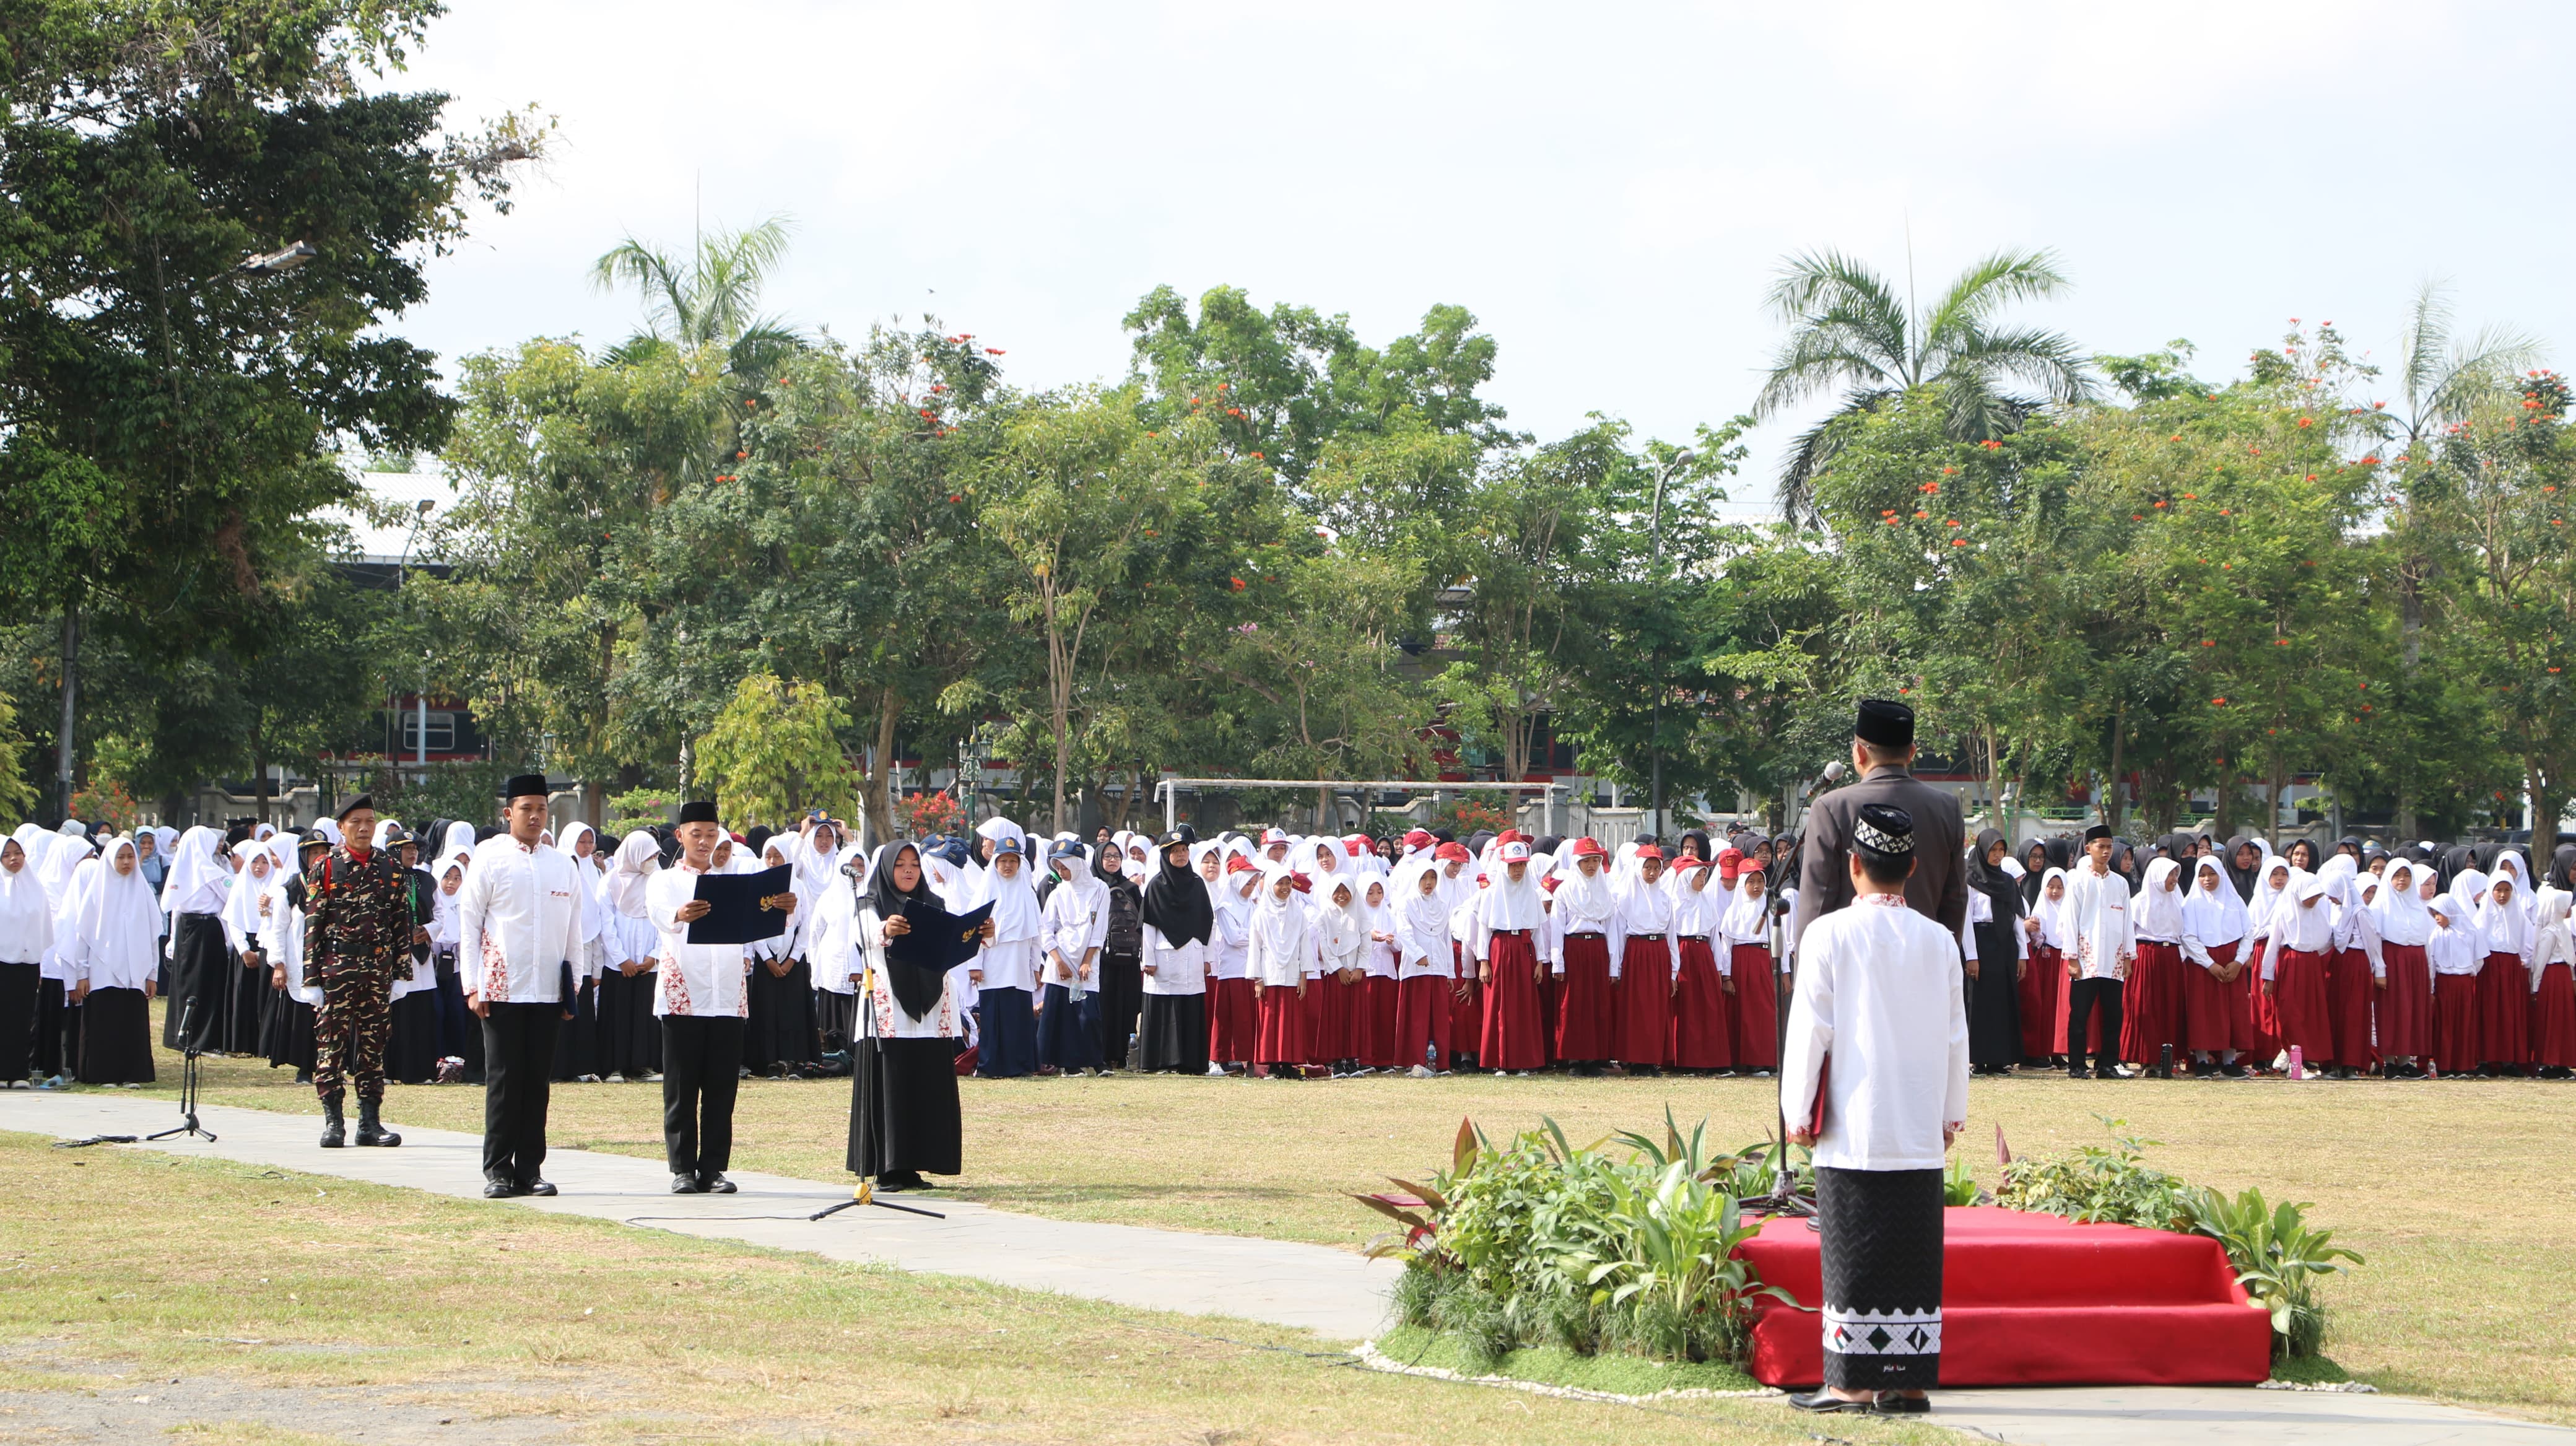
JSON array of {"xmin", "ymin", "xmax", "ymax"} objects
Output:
[{"xmin": 389, "ymin": 0, "xmax": 2569, "ymax": 505}]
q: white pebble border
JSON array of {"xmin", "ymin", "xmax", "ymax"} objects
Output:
[
  {"xmin": 1358, "ymin": 1339, "xmax": 2373, "ymax": 1400},
  {"xmin": 1352, "ymin": 1339, "xmax": 1775, "ymax": 1403}
]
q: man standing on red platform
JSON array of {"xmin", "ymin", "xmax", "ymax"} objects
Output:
[{"xmin": 1782, "ymin": 801, "xmax": 1969, "ymax": 1415}]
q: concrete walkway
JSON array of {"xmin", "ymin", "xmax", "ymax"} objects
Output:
[
  {"xmin": 0, "ymin": 1091, "xmax": 1397, "ymax": 1341},
  {"xmin": 4, "ymin": 1091, "xmax": 2569, "ymax": 1445}
]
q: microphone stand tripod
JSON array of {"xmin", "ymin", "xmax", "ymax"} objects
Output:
[
  {"xmin": 147, "ymin": 996, "xmax": 219, "ymax": 1143},
  {"xmin": 811, "ymin": 1180, "xmax": 945, "ymax": 1221}
]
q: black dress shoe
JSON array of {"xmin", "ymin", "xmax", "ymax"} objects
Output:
[
  {"xmin": 671, "ymin": 1174, "xmax": 704, "ymax": 1194},
  {"xmin": 698, "ymin": 1174, "xmax": 737, "ymax": 1194},
  {"xmin": 1875, "ymin": 1393, "xmax": 1931, "ymax": 1414},
  {"xmin": 522, "ymin": 1179, "xmax": 557, "ymax": 1197},
  {"xmin": 1786, "ymin": 1390, "xmax": 1876, "ymax": 1413},
  {"xmin": 482, "ymin": 1178, "xmax": 516, "ymax": 1199}
]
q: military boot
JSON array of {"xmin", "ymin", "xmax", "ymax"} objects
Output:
[
  {"xmin": 319, "ymin": 1091, "xmax": 347, "ymax": 1148},
  {"xmin": 354, "ymin": 1097, "xmax": 402, "ymax": 1148}
]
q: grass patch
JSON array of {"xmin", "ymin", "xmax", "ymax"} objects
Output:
[
  {"xmin": 1373, "ymin": 1324, "xmax": 1759, "ymax": 1395},
  {"xmin": 112, "ymin": 1002, "xmax": 2576, "ymax": 1424},
  {"xmin": 0, "ymin": 1130, "xmax": 1939, "ymax": 1446},
  {"xmin": 2268, "ymin": 1354, "xmax": 2353, "ymax": 1386}
]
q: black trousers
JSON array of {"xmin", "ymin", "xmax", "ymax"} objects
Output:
[
  {"xmin": 165, "ymin": 912, "xmax": 227, "ymax": 1053},
  {"xmin": 481, "ymin": 1003, "xmax": 560, "ymax": 1185},
  {"xmin": 0, "ymin": 960, "xmax": 37, "ymax": 1082},
  {"xmin": 662, "ymin": 1016, "xmax": 744, "ymax": 1178},
  {"xmin": 2066, "ymin": 976, "xmax": 2124, "ymax": 1073},
  {"xmin": 1094, "ymin": 953, "xmax": 1142, "ymax": 1068}
]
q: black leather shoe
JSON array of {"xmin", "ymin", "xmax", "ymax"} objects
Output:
[
  {"xmin": 671, "ymin": 1174, "xmax": 704, "ymax": 1194},
  {"xmin": 482, "ymin": 1178, "xmax": 516, "ymax": 1199},
  {"xmin": 1786, "ymin": 1390, "xmax": 1876, "ymax": 1413},
  {"xmin": 522, "ymin": 1179, "xmax": 557, "ymax": 1197},
  {"xmin": 1875, "ymin": 1393, "xmax": 1931, "ymax": 1414},
  {"xmin": 699, "ymin": 1174, "xmax": 737, "ymax": 1194}
]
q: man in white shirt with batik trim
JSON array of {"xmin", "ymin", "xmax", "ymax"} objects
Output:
[
  {"xmin": 2060, "ymin": 825, "xmax": 2134, "ymax": 1080},
  {"xmin": 1782, "ymin": 801, "xmax": 1969, "ymax": 1416},
  {"xmin": 458, "ymin": 775, "xmax": 585, "ymax": 1198},
  {"xmin": 648, "ymin": 800, "xmax": 791, "ymax": 1195}
]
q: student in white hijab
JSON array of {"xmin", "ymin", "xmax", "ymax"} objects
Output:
[
  {"xmin": 2426, "ymin": 886, "xmax": 2484, "ymax": 1074},
  {"xmin": 0, "ymin": 832, "xmax": 54, "ymax": 1085},
  {"xmin": 969, "ymin": 832, "xmax": 1044, "ymax": 1079},
  {"xmin": 2530, "ymin": 887, "xmax": 2576, "ymax": 1078},
  {"xmin": 2178, "ymin": 856, "xmax": 2253, "ymax": 1076},
  {"xmin": 159, "ymin": 824, "xmax": 231, "ymax": 1055},
  {"xmin": 2477, "ymin": 865, "xmax": 2535, "ymax": 1075},
  {"xmin": 2373, "ymin": 859, "xmax": 2435, "ymax": 1075},
  {"xmin": 218, "ymin": 837, "xmax": 282, "ymax": 1052},
  {"xmin": 1387, "ymin": 851, "xmax": 1456, "ymax": 1076},
  {"xmin": 745, "ymin": 829, "xmax": 819, "ymax": 1079},
  {"xmin": 260, "ymin": 832, "xmax": 330, "ymax": 1082},
  {"xmin": 596, "ymin": 830, "xmax": 663, "ymax": 1082},
  {"xmin": 74, "ymin": 837, "xmax": 160, "ymax": 1085},
  {"xmin": 1035, "ymin": 840, "xmax": 1108, "ymax": 1074},
  {"xmin": 34, "ymin": 840, "xmax": 97, "ymax": 1086},
  {"xmin": 808, "ymin": 840, "xmax": 870, "ymax": 1061},
  {"xmin": 1466, "ymin": 840, "xmax": 1549, "ymax": 1074},
  {"xmin": 1247, "ymin": 861, "xmax": 1318, "ymax": 1077},
  {"xmin": 1206, "ymin": 843, "xmax": 1260, "ymax": 1073}
]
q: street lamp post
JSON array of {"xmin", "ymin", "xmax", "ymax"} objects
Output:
[
  {"xmin": 51, "ymin": 243, "xmax": 317, "ymax": 822},
  {"xmin": 1644, "ymin": 448, "xmax": 1696, "ymax": 842}
]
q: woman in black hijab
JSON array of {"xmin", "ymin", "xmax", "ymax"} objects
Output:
[
  {"xmin": 1137, "ymin": 829, "xmax": 1215, "ymax": 1074},
  {"xmin": 1962, "ymin": 828, "xmax": 2026, "ymax": 1074},
  {"xmin": 2019, "ymin": 838, "xmax": 2053, "ymax": 909},
  {"xmin": 1090, "ymin": 835, "xmax": 1144, "ymax": 1069},
  {"xmin": 2551, "ymin": 843, "xmax": 2576, "ymax": 894},
  {"xmin": 2222, "ymin": 835, "xmax": 2264, "ymax": 902},
  {"xmin": 845, "ymin": 841, "xmax": 977, "ymax": 1193}
]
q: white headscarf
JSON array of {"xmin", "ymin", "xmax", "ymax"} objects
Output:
[
  {"xmin": 2492, "ymin": 850, "xmax": 2540, "ymax": 925},
  {"xmin": 2480, "ymin": 870, "xmax": 2535, "ymax": 957},
  {"xmin": 2375, "ymin": 861, "xmax": 2431, "ymax": 947},
  {"xmin": 442, "ymin": 821, "xmax": 477, "ymax": 863},
  {"xmin": 2534, "ymin": 888, "xmax": 2574, "ymax": 983},
  {"xmin": 2136, "ymin": 858, "xmax": 2185, "ymax": 938},
  {"xmin": 2029, "ymin": 866, "xmax": 2073, "ymax": 950},
  {"xmin": 1472, "ymin": 854, "xmax": 1546, "ymax": 932},
  {"xmin": 220, "ymin": 838, "xmax": 277, "ymax": 941},
  {"xmin": 2251, "ymin": 858, "xmax": 2297, "ymax": 937},
  {"xmin": 982, "ymin": 840, "xmax": 1043, "ymax": 946},
  {"xmin": 0, "ymin": 830, "xmax": 54, "ymax": 963},
  {"xmin": 76, "ymin": 837, "xmax": 162, "ymax": 991},
  {"xmin": 159, "ymin": 825, "xmax": 230, "ymax": 914},
  {"xmin": 608, "ymin": 831, "xmax": 660, "ymax": 918},
  {"xmin": 1716, "ymin": 864, "xmax": 1771, "ymax": 942},
  {"xmin": 2181, "ymin": 856, "xmax": 2248, "ymax": 949},
  {"xmin": 1250, "ymin": 862, "xmax": 1308, "ymax": 963}
]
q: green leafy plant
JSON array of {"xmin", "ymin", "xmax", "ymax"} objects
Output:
[
  {"xmin": 1357, "ymin": 1114, "xmax": 1797, "ymax": 1367},
  {"xmin": 1943, "ymin": 1154, "xmax": 1983, "ymax": 1207},
  {"xmin": 604, "ymin": 788, "xmax": 679, "ymax": 837},
  {"xmin": 2183, "ymin": 1187, "xmax": 2362, "ymax": 1359},
  {"xmin": 1996, "ymin": 1116, "xmax": 2195, "ymax": 1230}
]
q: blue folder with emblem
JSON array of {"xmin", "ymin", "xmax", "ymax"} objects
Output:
[{"xmin": 684, "ymin": 863, "xmax": 796, "ymax": 945}]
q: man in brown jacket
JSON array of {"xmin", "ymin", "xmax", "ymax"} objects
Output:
[{"xmin": 1789, "ymin": 699, "xmax": 1969, "ymax": 955}]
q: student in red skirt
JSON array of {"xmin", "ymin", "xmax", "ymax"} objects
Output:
[
  {"xmin": 2178, "ymin": 857, "xmax": 2254, "ymax": 1078},
  {"xmin": 1355, "ymin": 878, "xmax": 1402, "ymax": 1073},
  {"xmin": 1716, "ymin": 859, "xmax": 1779, "ymax": 1076},
  {"xmin": 2258, "ymin": 873, "xmax": 2334, "ymax": 1071},
  {"xmin": 2125, "ymin": 858, "xmax": 2188, "ymax": 1077},
  {"xmin": 1431, "ymin": 843, "xmax": 1481, "ymax": 1071},
  {"xmin": 1549, "ymin": 839, "xmax": 1619, "ymax": 1074},
  {"xmin": 1468, "ymin": 840, "xmax": 1549, "ymax": 1074},
  {"xmin": 2029, "ymin": 866, "xmax": 2087, "ymax": 1067},
  {"xmin": 1206, "ymin": 850, "xmax": 1261, "ymax": 1074},
  {"xmin": 1608, "ymin": 846, "xmax": 1677, "ymax": 1074},
  {"xmin": 1666, "ymin": 852, "xmax": 1734, "ymax": 1073},
  {"xmin": 2320, "ymin": 859, "xmax": 2382, "ymax": 1079},
  {"xmin": 2016, "ymin": 842, "xmax": 2068, "ymax": 1067},
  {"xmin": 2245, "ymin": 855, "xmax": 2294, "ymax": 1069},
  {"xmin": 2372, "ymin": 861, "xmax": 2435, "ymax": 1078},
  {"xmin": 1308, "ymin": 878, "xmax": 1364, "ymax": 1076},
  {"xmin": 1245, "ymin": 865, "xmax": 1316, "ymax": 1079},
  {"xmin": 2425, "ymin": 889, "xmax": 2483, "ymax": 1076},
  {"xmin": 2475, "ymin": 871, "xmax": 2533, "ymax": 1076},
  {"xmin": 2529, "ymin": 889, "xmax": 2575, "ymax": 1079},
  {"xmin": 1390, "ymin": 855, "xmax": 1456, "ymax": 1075}
]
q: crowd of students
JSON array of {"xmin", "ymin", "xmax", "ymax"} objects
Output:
[
  {"xmin": 1977, "ymin": 830, "xmax": 2576, "ymax": 1080},
  {"xmin": 4, "ymin": 808, "xmax": 2569, "ymax": 1091}
]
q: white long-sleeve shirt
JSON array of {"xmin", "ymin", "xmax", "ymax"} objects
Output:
[
  {"xmin": 1606, "ymin": 876, "xmax": 1675, "ymax": 981},
  {"xmin": 1143, "ymin": 927, "xmax": 1211, "ymax": 996},
  {"xmin": 2062, "ymin": 865, "xmax": 2133, "ymax": 981},
  {"xmin": 1780, "ymin": 894, "xmax": 1971, "ymax": 1172},
  {"xmin": 645, "ymin": 861, "xmax": 753, "ymax": 1018},
  {"xmin": 458, "ymin": 838, "xmax": 584, "ymax": 1006},
  {"xmin": 2260, "ymin": 891, "xmax": 2335, "ymax": 981}
]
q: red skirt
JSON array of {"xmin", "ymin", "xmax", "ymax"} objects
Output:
[
  {"xmin": 1358, "ymin": 976, "xmax": 1401, "ymax": 1068},
  {"xmin": 1206, "ymin": 977, "xmax": 1258, "ymax": 1065},
  {"xmin": 2325, "ymin": 947, "xmax": 2378, "ymax": 1072},
  {"xmin": 2121, "ymin": 940, "xmax": 2186, "ymax": 1065},
  {"xmin": 2019, "ymin": 944, "xmax": 2061, "ymax": 1061},
  {"xmin": 2479, "ymin": 952, "xmax": 2530, "ymax": 1068},
  {"xmin": 1554, "ymin": 933, "xmax": 1617, "ymax": 1062},
  {"xmin": 1253, "ymin": 981, "xmax": 1307, "ymax": 1066},
  {"xmin": 2531, "ymin": 962, "xmax": 2576, "ymax": 1069},
  {"xmin": 1447, "ymin": 942, "xmax": 1482, "ymax": 1069},
  {"xmin": 1480, "ymin": 931, "xmax": 1546, "ymax": 1071},
  {"xmin": 2269, "ymin": 948, "xmax": 2332, "ymax": 1063},
  {"xmin": 2432, "ymin": 972, "xmax": 2481, "ymax": 1075},
  {"xmin": 1728, "ymin": 943, "xmax": 1778, "ymax": 1068},
  {"xmin": 1669, "ymin": 937, "xmax": 1733, "ymax": 1068},
  {"xmin": 1538, "ymin": 964, "xmax": 1562, "ymax": 1067},
  {"xmin": 2378, "ymin": 943, "xmax": 2432, "ymax": 1057},
  {"xmin": 1395, "ymin": 973, "xmax": 1455, "ymax": 1071},
  {"xmin": 1612, "ymin": 938, "xmax": 1674, "ymax": 1066},
  {"xmin": 2182, "ymin": 939, "xmax": 2252, "ymax": 1052},
  {"xmin": 1307, "ymin": 973, "xmax": 1355, "ymax": 1064},
  {"xmin": 2248, "ymin": 939, "xmax": 2283, "ymax": 1063}
]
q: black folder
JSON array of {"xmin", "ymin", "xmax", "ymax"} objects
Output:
[
  {"xmin": 684, "ymin": 863, "xmax": 796, "ymax": 945},
  {"xmin": 886, "ymin": 899, "xmax": 994, "ymax": 972}
]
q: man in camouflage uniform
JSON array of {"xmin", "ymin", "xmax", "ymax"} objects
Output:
[{"xmin": 304, "ymin": 795, "xmax": 409, "ymax": 1149}]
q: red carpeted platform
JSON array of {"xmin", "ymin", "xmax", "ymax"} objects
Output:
[{"xmin": 1739, "ymin": 1206, "xmax": 2273, "ymax": 1387}]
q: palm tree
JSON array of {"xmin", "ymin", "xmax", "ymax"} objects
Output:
[
  {"xmin": 1752, "ymin": 246, "xmax": 2095, "ymax": 525},
  {"xmin": 2391, "ymin": 279, "xmax": 2543, "ymax": 448},
  {"xmin": 591, "ymin": 214, "xmax": 801, "ymax": 361}
]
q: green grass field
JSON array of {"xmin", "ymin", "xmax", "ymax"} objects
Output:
[{"xmin": 36, "ymin": 1011, "xmax": 2576, "ymax": 1429}]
